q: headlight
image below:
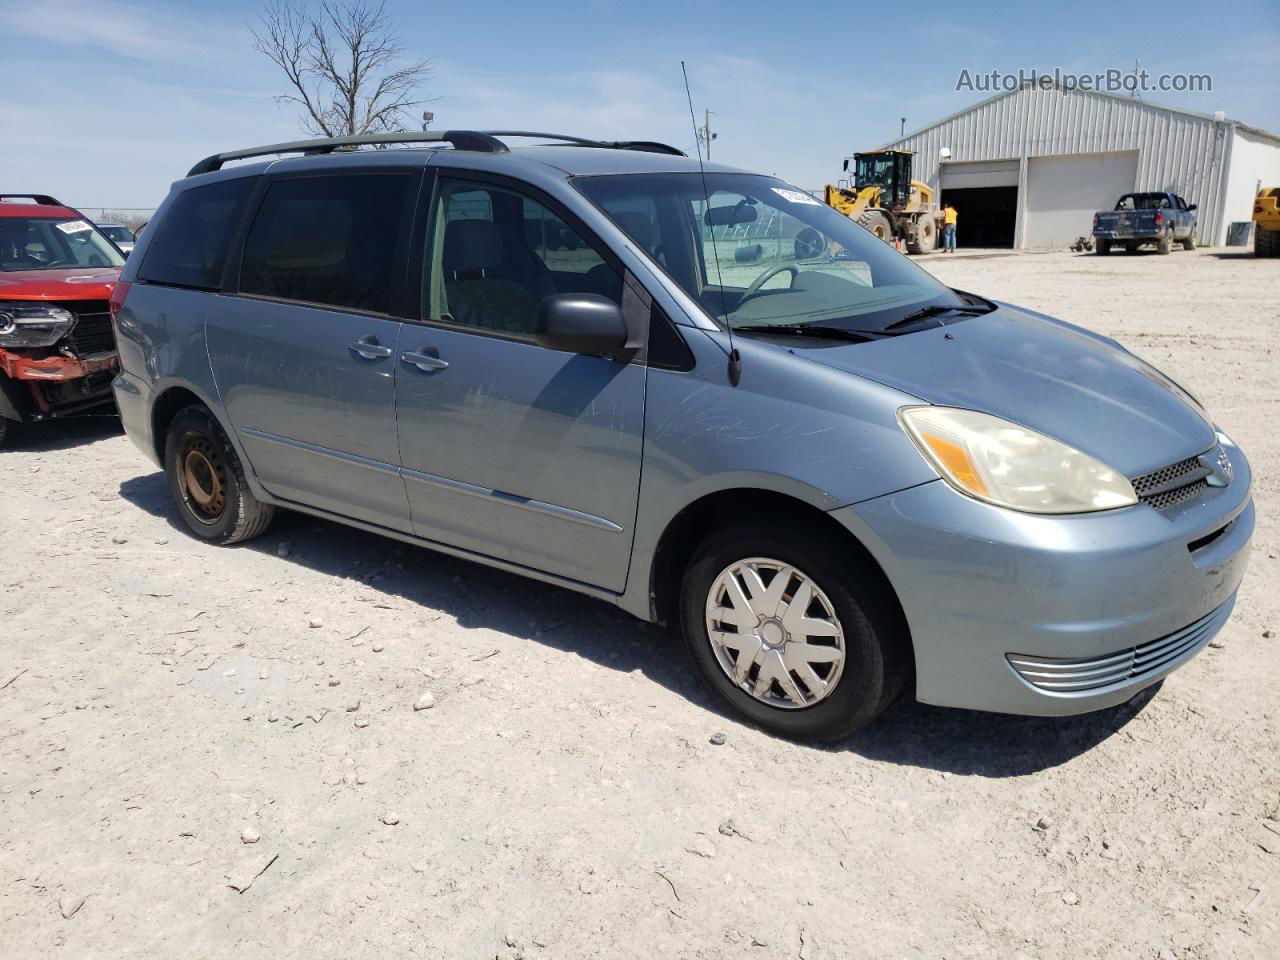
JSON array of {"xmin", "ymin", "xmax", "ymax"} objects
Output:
[
  {"xmin": 0, "ymin": 302, "xmax": 76, "ymax": 348},
  {"xmin": 898, "ymin": 406, "xmax": 1137, "ymax": 514}
]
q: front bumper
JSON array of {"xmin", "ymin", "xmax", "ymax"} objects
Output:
[{"xmin": 833, "ymin": 438, "xmax": 1253, "ymax": 716}]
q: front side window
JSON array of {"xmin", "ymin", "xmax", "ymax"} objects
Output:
[
  {"xmin": 0, "ymin": 216, "xmax": 125, "ymax": 272},
  {"xmin": 576, "ymin": 172, "xmax": 964, "ymax": 336},
  {"xmin": 240, "ymin": 173, "xmax": 412, "ymax": 314},
  {"xmin": 425, "ymin": 178, "xmax": 621, "ymax": 336}
]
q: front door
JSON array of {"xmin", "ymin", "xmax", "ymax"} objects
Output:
[
  {"xmin": 394, "ymin": 174, "xmax": 646, "ymax": 591},
  {"xmin": 206, "ymin": 170, "xmax": 418, "ymax": 532}
]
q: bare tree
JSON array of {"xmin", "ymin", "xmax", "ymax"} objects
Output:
[{"xmin": 252, "ymin": 0, "xmax": 431, "ymax": 137}]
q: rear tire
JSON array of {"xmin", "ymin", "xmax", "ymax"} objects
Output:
[
  {"xmin": 0, "ymin": 416, "xmax": 9, "ymax": 449},
  {"xmin": 679, "ymin": 520, "xmax": 909, "ymax": 741},
  {"xmin": 164, "ymin": 405, "xmax": 274, "ymax": 545},
  {"xmin": 1156, "ymin": 233, "xmax": 1172, "ymax": 255},
  {"xmin": 1256, "ymin": 226, "xmax": 1280, "ymax": 258},
  {"xmin": 857, "ymin": 210, "xmax": 893, "ymax": 244},
  {"xmin": 1096, "ymin": 239, "xmax": 1111, "ymax": 255}
]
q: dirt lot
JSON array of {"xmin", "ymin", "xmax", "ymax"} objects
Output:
[{"xmin": 2, "ymin": 248, "xmax": 1277, "ymax": 959}]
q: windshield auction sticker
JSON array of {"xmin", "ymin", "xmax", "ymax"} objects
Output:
[
  {"xmin": 55, "ymin": 220, "xmax": 93, "ymax": 234},
  {"xmin": 772, "ymin": 188, "xmax": 821, "ymax": 206}
]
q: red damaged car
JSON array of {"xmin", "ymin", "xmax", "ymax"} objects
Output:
[{"xmin": 0, "ymin": 194, "xmax": 124, "ymax": 446}]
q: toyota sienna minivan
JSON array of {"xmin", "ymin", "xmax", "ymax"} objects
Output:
[{"xmin": 109, "ymin": 131, "xmax": 1253, "ymax": 740}]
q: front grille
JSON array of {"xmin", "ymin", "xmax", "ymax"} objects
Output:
[
  {"xmin": 1131, "ymin": 447, "xmax": 1218, "ymax": 511},
  {"xmin": 1007, "ymin": 605, "xmax": 1224, "ymax": 693},
  {"xmin": 63, "ymin": 301, "xmax": 116, "ymax": 356}
]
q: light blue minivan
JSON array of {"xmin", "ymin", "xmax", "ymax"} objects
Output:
[{"xmin": 109, "ymin": 131, "xmax": 1253, "ymax": 739}]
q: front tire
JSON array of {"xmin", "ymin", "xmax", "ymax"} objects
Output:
[
  {"xmin": 1182, "ymin": 229, "xmax": 1197, "ymax": 251},
  {"xmin": 1256, "ymin": 226, "xmax": 1280, "ymax": 257},
  {"xmin": 679, "ymin": 521, "xmax": 909, "ymax": 741},
  {"xmin": 857, "ymin": 210, "xmax": 892, "ymax": 244},
  {"xmin": 164, "ymin": 405, "xmax": 274, "ymax": 544}
]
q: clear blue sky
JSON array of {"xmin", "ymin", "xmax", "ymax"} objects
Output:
[{"xmin": 2, "ymin": 0, "xmax": 1276, "ymax": 209}]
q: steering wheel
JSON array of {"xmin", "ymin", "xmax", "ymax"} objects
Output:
[{"xmin": 739, "ymin": 263, "xmax": 799, "ymax": 304}]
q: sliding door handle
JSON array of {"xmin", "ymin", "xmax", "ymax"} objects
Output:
[
  {"xmin": 401, "ymin": 350, "xmax": 449, "ymax": 372},
  {"xmin": 349, "ymin": 337, "xmax": 393, "ymax": 360}
]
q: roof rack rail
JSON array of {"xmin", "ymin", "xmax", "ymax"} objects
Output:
[
  {"xmin": 187, "ymin": 130, "xmax": 686, "ymax": 177},
  {"xmin": 0, "ymin": 193, "xmax": 63, "ymax": 206},
  {"xmin": 187, "ymin": 131, "xmax": 507, "ymax": 176},
  {"xmin": 479, "ymin": 131, "xmax": 686, "ymax": 156}
]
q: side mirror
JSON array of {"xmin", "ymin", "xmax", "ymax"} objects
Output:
[
  {"xmin": 534, "ymin": 293, "xmax": 630, "ymax": 356},
  {"xmin": 842, "ymin": 158, "xmax": 850, "ymax": 172},
  {"xmin": 1188, "ymin": 203, "xmax": 1197, "ymax": 211}
]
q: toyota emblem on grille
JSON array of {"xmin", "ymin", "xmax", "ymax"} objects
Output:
[{"xmin": 1200, "ymin": 444, "xmax": 1233, "ymax": 487}]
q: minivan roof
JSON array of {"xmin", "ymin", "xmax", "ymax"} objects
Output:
[{"xmin": 185, "ymin": 130, "xmax": 745, "ymax": 183}]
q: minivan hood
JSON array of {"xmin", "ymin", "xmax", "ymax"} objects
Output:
[
  {"xmin": 795, "ymin": 305, "xmax": 1215, "ymax": 478},
  {"xmin": 0, "ymin": 266, "xmax": 119, "ymax": 301}
]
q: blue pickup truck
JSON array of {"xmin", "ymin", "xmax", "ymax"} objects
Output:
[{"xmin": 1093, "ymin": 191, "xmax": 1197, "ymax": 255}]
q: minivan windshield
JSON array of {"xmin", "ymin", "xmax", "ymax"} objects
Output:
[
  {"xmin": 575, "ymin": 172, "xmax": 970, "ymax": 336},
  {"xmin": 0, "ymin": 216, "xmax": 126, "ymax": 272}
]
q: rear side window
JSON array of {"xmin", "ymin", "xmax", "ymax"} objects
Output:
[
  {"xmin": 239, "ymin": 174, "xmax": 413, "ymax": 314},
  {"xmin": 138, "ymin": 178, "xmax": 254, "ymax": 289}
]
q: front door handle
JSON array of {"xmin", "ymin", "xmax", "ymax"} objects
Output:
[
  {"xmin": 349, "ymin": 336, "xmax": 393, "ymax": 360},
  {"xmin": 401, "ymin": 350, "xmax": 449, "ymax": 372}
]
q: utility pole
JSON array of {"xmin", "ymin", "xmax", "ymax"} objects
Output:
[
  {"xmin": 697, "ymin": 109, "xmax": 717, "ymax": 160},
  {"xmin": 900, "ymin": 117, "xmax": 906, "ymax": 138}
]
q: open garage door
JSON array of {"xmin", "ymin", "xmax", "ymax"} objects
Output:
[
  {"xmin": 1024, "ymin": 151, "xmax": 1139, "ymax": 248},
  {"xmin": 940, "ymin": 160, "xmax": 1019, "ymax": 248}
]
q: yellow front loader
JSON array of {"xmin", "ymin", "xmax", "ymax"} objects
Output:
[
  {"xmin": 823, "ymin": 150, "xmax": 941, "ymax": 254},
  {"xmin": 1254, "ymin": 187, "xmax": 1280, "ymax": 257}
]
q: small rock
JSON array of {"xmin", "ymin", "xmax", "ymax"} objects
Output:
[
  {"xmin": 709, "ymin": 732, "xmax": 727, "ymax": 746},
  {"xmin": 354, "ymin": 716, "xmax": 370, "ymax": 728},
  {"xmin": 1208, "ymin": 637, "xmax": 1226, "ymax": 649},
  {"xmin": 686, "ymin": 836, "xmax": 716, "ymax": 858},
  {"xmin": 222, "ymin": 669, "xmax": 236, "ymax": 678},
  {"xmin": 275, "ymin": 596, "xmax": 287, "ymax": 603},
  {"xmin": 160, "ymin": 657, "xmax": 175, "ymax": 666},
  {"xmin": 259, "ymin": 670, "xmax": 269, "ymax": 680},
  {"xmin": 345, "ymin": 699, "xmax": 361, "ymax": 713},
  {"xmin": 1263, "ymin": 630, "xmax": 1274, "ymax": 639},
  {"xmin": 355, "ymin": 771, "xmax": 368, "ymax": 785},
  {"xmin": 155, "ymin": 538, "xmax": 169, "ymax": 545},
  {"xmin": 111, "ymin": 536, "xmax": 128, "ymax": 545},
  {"xmin": 380, "ymin": 811, "xmax": 400, "ymax": 826},
  {"xmin": 58, "ymin": 894, "xmax": 87, "ymax": 919},
  {"xmin": 1034, "ymin": 816, "xmax": 1053, "ymax": 831},
  {"xmin": 411, "ymin": 862, "xmax": 426, "ymax": 874},
  {"xmin": 267, "ymin": 712, "xmax": 279, "ymax": 723},
  {"xmin": 371, "ymin": 642, "xmax": 385, "ymax": 653},
  {"xmin": 328, "ymin": 677, "xmax": 341, "ymax": 687},
  {"xmin": 1061, "ymin": 890, "xmax": 1079, "ymax": 905},
  {"xmin": 241, "ymin": 827, "xmax": 260, "ymax": 844},
  {"xmin": 276, "ymin": 543, "xmax": 290, "ymax": 558},
  {"xmin": 309, "ymin": 618, "xmax": 323, "ymax": 629},
  {"xmin": 414, "ymin": 691, "xmax": 436, "ymax": 711}
]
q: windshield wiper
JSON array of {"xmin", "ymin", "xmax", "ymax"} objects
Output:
[
  {"xmin": 885, "ymin": 301, "xmax": 995, "ymax": 332},
  {"xmin": 737, "ymin": 324, "xmax": 877, "ymax": 343}
]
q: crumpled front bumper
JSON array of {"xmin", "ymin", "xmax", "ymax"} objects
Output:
[
  {"xmin": 0, "ymin": 347, "xmax": 119, "ymax": 382},
  {"xmin": 831, "ymin": 437, "xmax": 1253, "ymax": 716}
]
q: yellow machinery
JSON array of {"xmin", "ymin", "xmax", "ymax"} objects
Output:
[
  {"xmin": 823, "ymin": 150, "xmax": 941, "ymax": 254},
  {"xmin": 1254, "ymin": 187, "xmax": 1280, "ymax": 257}
]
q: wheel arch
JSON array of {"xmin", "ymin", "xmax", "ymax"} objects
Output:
[
  {"xmin": 647, "ymin": 487, "xmax": 913, "ymax": 670},
  {"xmin": 150, "ymin": 384, "xmax": 212, "ymax": 464}
]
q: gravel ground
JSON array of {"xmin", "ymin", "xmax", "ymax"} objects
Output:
[{"xmin": 1, "ymin": 247, "xmax": 1277, "ymax": 959}]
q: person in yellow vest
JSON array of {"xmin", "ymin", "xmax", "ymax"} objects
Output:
[{"xmin": 942, "ymin": 204, "xmax": 958, "ymax": 252}]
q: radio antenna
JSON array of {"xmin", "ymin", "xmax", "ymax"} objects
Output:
[{"xmin": 681, "ymin": 61, "xmax": 740, "ymax": 387}]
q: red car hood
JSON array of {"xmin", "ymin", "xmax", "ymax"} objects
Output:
[{"xmin": 0, "ymin": 267, "xmax": 119, "ymax": 301}]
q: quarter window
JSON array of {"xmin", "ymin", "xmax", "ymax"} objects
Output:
[
  {"xmin": 137, "ymin": 177, "xmax": 254, "ymax": 289},
  {"xmin": 425, "ymin": 178, "xmax": 621, "ymax": 336},
  {"xmin": 239, "ymin": 174, "xmax": 413, "ymax": 314}
]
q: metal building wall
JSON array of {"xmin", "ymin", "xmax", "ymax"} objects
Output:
[{"xmin": 886, "ymin": 86, "xmax": 1235, "ymax": 246}]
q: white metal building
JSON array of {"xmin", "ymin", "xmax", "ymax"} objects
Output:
[{"xmin": 885, "ymin": 83, "xmax": 1280, "ymax": 248}]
